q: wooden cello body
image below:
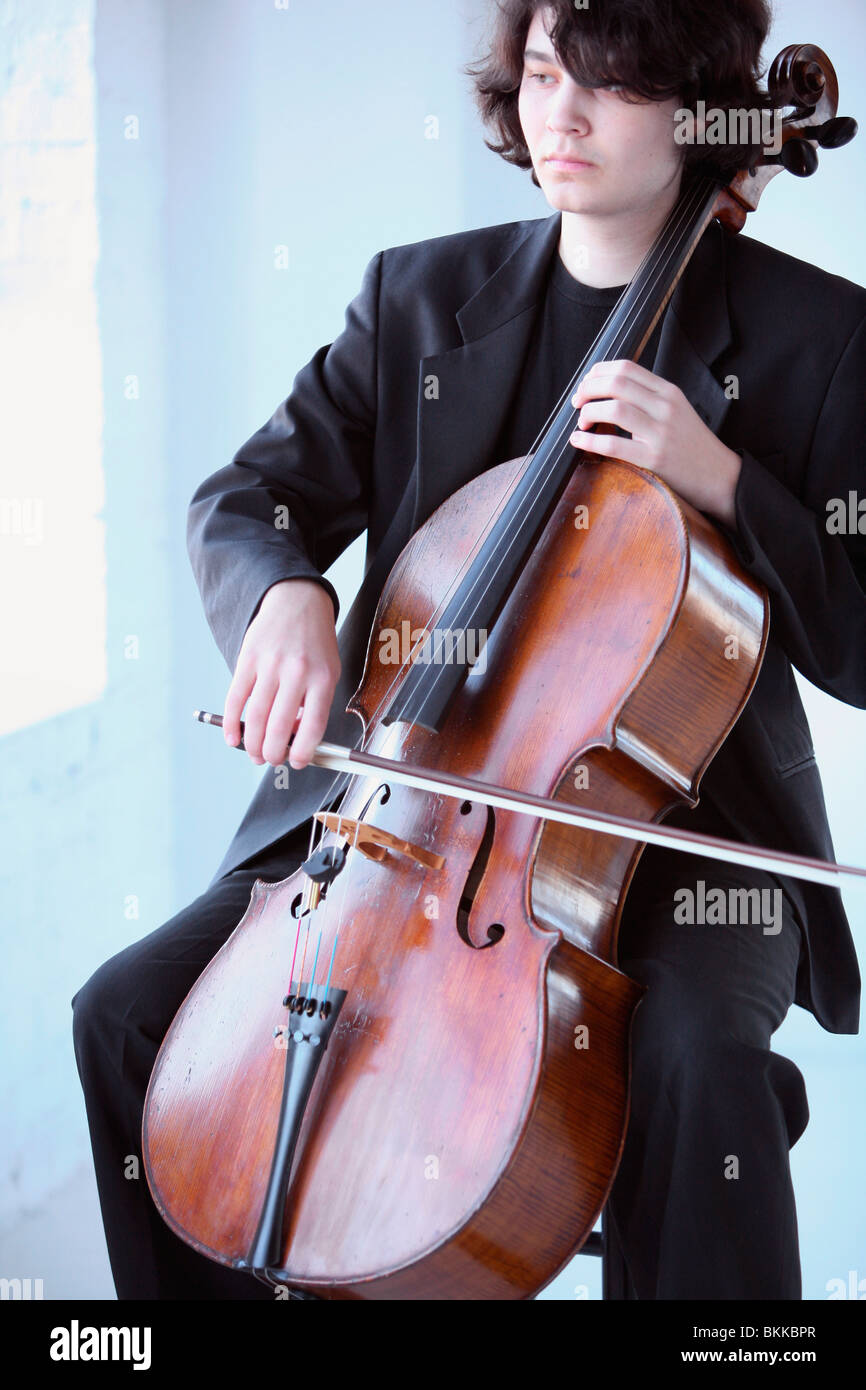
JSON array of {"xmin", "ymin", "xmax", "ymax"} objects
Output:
[{"xmin": 143, "ymin": 457, "xmax": 765, "ymax": 1298}]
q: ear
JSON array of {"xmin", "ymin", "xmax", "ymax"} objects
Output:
[
  {"xmin": 673, "ymin": 88, "xmax": 706, "ymax": 148},
  {"xmin": 673, "ymin": 104, "xmax": 700, "ymax": 147}
]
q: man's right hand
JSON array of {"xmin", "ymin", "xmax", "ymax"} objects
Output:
[{"xmin": 222, "ymin": 579, "xmax": 341, "ymax": 771}]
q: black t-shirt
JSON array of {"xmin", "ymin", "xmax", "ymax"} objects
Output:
[{"xmin": 495, "ymin": 249, "xmax": 665, "ymax": 463}]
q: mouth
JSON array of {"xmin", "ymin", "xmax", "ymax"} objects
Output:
[{"xmin": 544, "ymin": 154, "xmax": 597, "ymax": 171}]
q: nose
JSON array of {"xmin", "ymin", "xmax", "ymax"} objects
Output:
[{"xmin": 545, "ymin": 83, "xmax": 592, "ymax": 138}]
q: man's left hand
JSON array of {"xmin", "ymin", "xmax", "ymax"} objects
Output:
[{"xmin": 570, "ymin": 360, "xmax": 741, "ymax": 528}]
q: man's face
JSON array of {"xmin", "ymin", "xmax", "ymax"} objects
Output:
[{"xmin": 518, "ymin": 8, "xmax": 686, "ymax": 218}]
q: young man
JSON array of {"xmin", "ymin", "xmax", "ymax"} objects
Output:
[{"xmin": 73, "ymin": 0, "xmax": 865, "ymax": 1299}]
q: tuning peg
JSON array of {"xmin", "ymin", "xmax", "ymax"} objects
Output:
[
  {"xmin": 779, "ymin": 138, "xmax": 820, "ymax": 176},
  {"xmin": 814, "ymin": 116, "xmax": 858, "ymax": 148}
]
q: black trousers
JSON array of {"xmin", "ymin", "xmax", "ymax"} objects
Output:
[
  {"xmin": 71, "ymin": 828, "xmax": 808, "ymax": 1300},
  {"xmin": 609, "ymin": 847, "xmax": 808, "ymax": 1299}
]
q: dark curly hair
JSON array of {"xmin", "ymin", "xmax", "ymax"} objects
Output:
[{"xmin": 466, "ymin": 0, "xmax": 776, "ymax": 183}]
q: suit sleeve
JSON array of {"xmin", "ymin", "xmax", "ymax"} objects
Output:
[
  {"xmin": 722, "ymin": 312, "xmax": 866, "ymax": 708},
  {"xmin": 186, "ymin": 250, "xmax": 382, "ymax": 673}
]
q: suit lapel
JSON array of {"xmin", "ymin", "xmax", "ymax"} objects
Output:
[
  {"xmin": 653, "ymin": 216, "xmax": 734, "ymax": 436},
  {"xmin": 413, "ymin": 207, "xmax": 735, "ymax": 532},
  {"xmin": 412, "ymin": 214, "xmax": 562, "ymax": 530}
]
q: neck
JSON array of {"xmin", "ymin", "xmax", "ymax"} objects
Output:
[{"xmin": 557, "ymin": 179, "xmax": 685, "ymax": 288}]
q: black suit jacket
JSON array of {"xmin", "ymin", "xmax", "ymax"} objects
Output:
[{"xmin": 187, "ymin": 211, "xmax": 866, "ymax": 1034}]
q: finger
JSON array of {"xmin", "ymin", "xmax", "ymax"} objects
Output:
[
  {"xmin": 572, "ymin": 399, "xmax": 649, "ymax": 439},
  {"xmin": 288, "ymin": 681, "xmax": 333, "ymax": 769},
  {"xmin": 241, "ymin": 670, "xmax": 281, "ymax": 763},
  {"xmin": 580, "ymin": 359, "xmax": 658, "ymax": 389},
  {"xmin": 260, "ymin": 678, "xmax": 307, "ymax": 766},
  {"xmin": 572, "ymin": 368, "xmax": 661, "ymax": 415},
  {"xmin": 223, "ymin": 657, "xmax": 256, "ymax": 747},
  {"xmin": 569, "ymin": 428, "xmax": 640, "ymax": 466}
]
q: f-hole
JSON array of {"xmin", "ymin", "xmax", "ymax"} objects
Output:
[{"xmin": 456, "ymin": 804, "xmax": 505, "ymax": 950}]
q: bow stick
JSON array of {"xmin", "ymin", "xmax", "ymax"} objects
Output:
[{"xmin": 194, "ymin": 710, "xmax": 865, "ymax": 891}]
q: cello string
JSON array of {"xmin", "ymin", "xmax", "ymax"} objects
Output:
[
  {"xmin": 294, "ymin": 176, "xmax": 710, "ymax": 935},
  {"xmin": 306, "ymin": 811, "xmax": 363, "ymax": 1005},
  {"xmin": 360, "ymin": 175, "xmax": 716, "ymax": 731},
  {"xmin": 306, "ymin": 930, "xmax": 324, "ymax": 1001},
  {"xmin": 284, "ymin": 174, "xmax": 716, "ymax": 1002},
  {"xmin": 361, "ymin": 179, "xmax": 711, "ymax": 730},
  {"xmin": 405, "ymin": 180, "xmax": 715, "ymax": 717},
  {"xmin": 282, "ymin": 728, "xmax": 368, "ymax": 1002},
  {"xmin": 317, "ymin": 179, "xmax": 708, "ymax": 804},
  {"xmin": 287, "ymin": 178, "xmax": 707, "ymax": 803},
  {"xmin": 285, "ymin": 801, "xmax": 334, "ymax": 1000},
  {"xmin": 322, "ymin": 813, "xmax": 364, "ymax": 1002}
]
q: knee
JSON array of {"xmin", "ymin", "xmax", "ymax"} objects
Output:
[
  {"xmin": 626, "ymin": 961, "xmax": 739, "ymax": 1073},
  {"xmin": 625, "ymin": 966, "xmax": 750, "ymax": 1101},
  {"xmin": 628, "ymin": 995, "xmax": 808, "ymax": 1145},
  {"xmin": 71, "ymin": 947, "xmax": 137, "ymax": 1064},
  {"xmin": 629, "ymin": 1006, "xmax": 718, "ymax": 1106}
]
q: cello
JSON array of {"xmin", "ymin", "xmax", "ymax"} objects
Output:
[{"xmin": 142, "ymin": 46, "xmax": 860, "ymax": 1299}]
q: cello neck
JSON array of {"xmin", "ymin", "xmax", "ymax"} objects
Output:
[
  {"xmin": 383, "ymin": 173, "xmax": 722, "ymax": 733},
  {"xmin": 585, "ymin": 173, "xmax": 721, "ymax": 365}
]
